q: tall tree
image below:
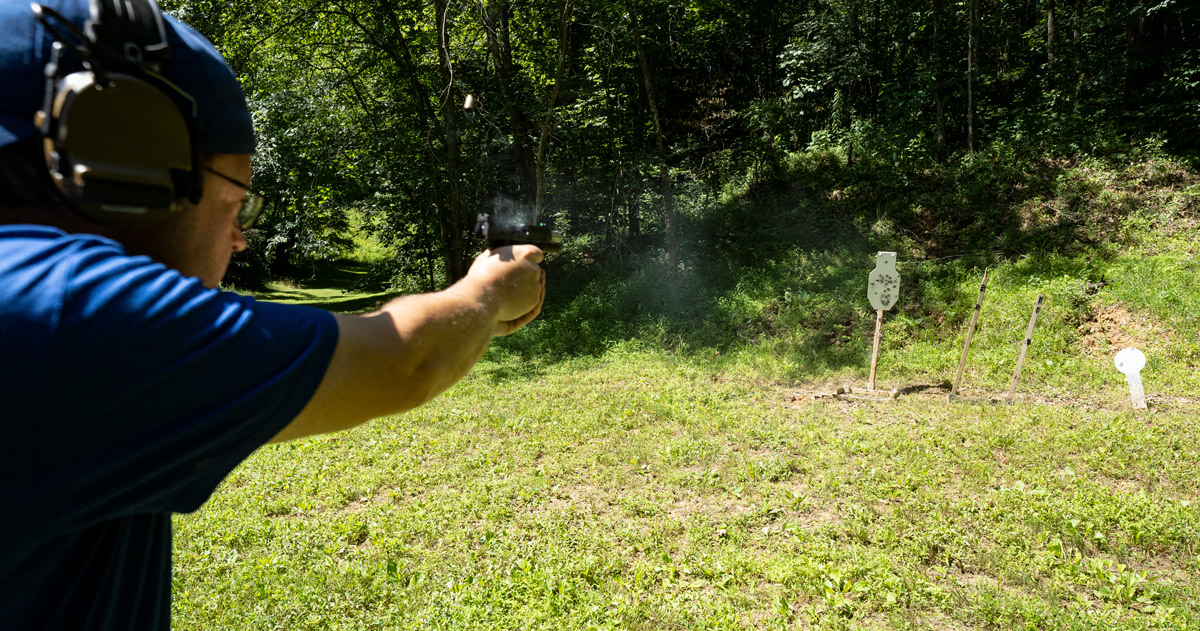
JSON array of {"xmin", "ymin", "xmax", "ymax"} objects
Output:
[
  {"xmin": 931, "ymin": 0, "xmax": 949, "ymax": 156},
  {"xmin": 1046, "ymin": 0, "xmax": 1056, "ymax": 71},
  {"xmin": 534, "ymin": 0, "xmax": 573, "ymax": 216},
  {"xmin": 626, "ymin": 0, "xmax": 675, "ymax": 270},
  {"xmin": 480, "ymin": 0, "xmax": 538, "ymax": 202},
  {"xmin": 967, "ymin": 0, "xmax": 981, "ymax": 153},
  {"xmin": 433, "ymin": 0, "xmax": 469, "ymax": 281}
]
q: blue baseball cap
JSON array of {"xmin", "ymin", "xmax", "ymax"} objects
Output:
[{"xmin": 0, "ymin": 0, "xmax": 255, "ymax": 154}]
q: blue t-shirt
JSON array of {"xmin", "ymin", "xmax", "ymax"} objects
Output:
[{"xmin": 0, "ymin": 225, "xmax": 339, "ymax": 629}]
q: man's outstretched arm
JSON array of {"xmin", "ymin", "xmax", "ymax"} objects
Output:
[{"xmin": 268, "ymin": 245, "xmax": 546, "ymax": 443}]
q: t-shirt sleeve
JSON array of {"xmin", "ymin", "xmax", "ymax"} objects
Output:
[{"xmin": 39, "ymin": 244, "xmax": 339, "ymax": 528}]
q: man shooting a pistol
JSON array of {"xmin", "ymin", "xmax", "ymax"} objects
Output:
[{"xmin": 0, "ymin": 0, "xmax": 545, "ymax": 627}]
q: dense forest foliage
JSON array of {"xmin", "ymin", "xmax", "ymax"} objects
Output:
[{"xmin": 160, "ymin": 0, "xmax": 1199, "ymax": 290}]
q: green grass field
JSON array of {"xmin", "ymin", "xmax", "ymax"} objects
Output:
[
  {"xmin": 176, "ymin": 156, "xmax": 1200, "ymax": 629},
  {"xmin": 173, "ymin": 350, "xmax": 1200, "ymax": 629}
]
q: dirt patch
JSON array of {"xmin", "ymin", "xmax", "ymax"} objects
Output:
[
  {"xmin": 1079, "ymin": 303, "xmax": 1162, "ymax": 357},
  {"xmin": 793, "ymin": 508, "xmax": 841, "ymax": 529},
  {"xmin": 1135, "ymin": 552, "xmax": 1197, "ymax": 585},
  {"xmin": 1096, "ymin": 471, "xmax": 1187, "ymax": 498},
  {"xmin": 666, "ymin": 493, "xmax": 752, "ymax": 521},
  {"xmin": 953, "ymin": 570, "xmax": 1000, "ymax": 589}
]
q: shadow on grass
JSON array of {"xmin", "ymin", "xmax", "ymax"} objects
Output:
[
  {"xmin": 474, "ymin": 358, "xmax": 551, "ymax": 385},
  {"xmin": 288, "ymin": 293, "xmax": 397, "ymax": 313}
]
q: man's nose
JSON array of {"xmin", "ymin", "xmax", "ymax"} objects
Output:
[{"xmin": 232, "ymin": 225, "xmax": 247, "ymax": 253}]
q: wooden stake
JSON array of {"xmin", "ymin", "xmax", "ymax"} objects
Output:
[
  {"xmin": 868, "ymin": 309, "xmax": 883, "ymax": 390},
  {"xmin": 950, "ymin": 268, "xmax": 989, "ymax": 399},
  {"xmin": 1005, "ymin": 294, "xmax": 1044, "ymax": 403}
]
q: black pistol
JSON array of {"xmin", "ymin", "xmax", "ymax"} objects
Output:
[{"xmin": 474, "ymin": 213, "xmax": 563, "ymax": 254}]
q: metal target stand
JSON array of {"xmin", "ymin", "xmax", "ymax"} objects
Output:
[
  {"xmin": 828, "ymin": 252, "xmax": 901, "ymax": 401},
  {"xmin": 813, "ymin": 264, "xmax": 1045, "ymax": 406}
]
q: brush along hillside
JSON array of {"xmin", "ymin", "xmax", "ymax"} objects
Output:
[{"xmin": 177, "ymin": 147, "xmax": 1200, "ymax": 630}]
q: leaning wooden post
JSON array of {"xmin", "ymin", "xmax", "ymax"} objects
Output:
[
  {"xmin": 868, "ymin": 309, "xmax": 884, "ymax": 390},
  {"xmin": 950, "ymin": 268, "xmax": 989, "ymax": 399},
  {"xmin": 1005, "ymin": 293, "xmax": 1044, "ymax": 403}
]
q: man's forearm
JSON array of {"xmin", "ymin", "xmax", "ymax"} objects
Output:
[
  {"xmin": 270, "ymin": 246, "xmax": 544, "ymax": 444},
  {"xmin": 373, "ymin": 280, "xmax": 499, "ymax": 410}
]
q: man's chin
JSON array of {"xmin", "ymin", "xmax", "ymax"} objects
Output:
[{"xmin": 202, "ymin": 265, "xmax": 227, "ymax": 289}]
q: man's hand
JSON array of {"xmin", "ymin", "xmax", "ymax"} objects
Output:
[{"xmin": 462, "ymin": 245, "xmax": 546, "ymax": 336}]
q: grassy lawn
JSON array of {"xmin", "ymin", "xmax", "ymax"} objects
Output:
[{"xmin": 174, "ymin": 349, "xmax": 1200, "ymax": 629}]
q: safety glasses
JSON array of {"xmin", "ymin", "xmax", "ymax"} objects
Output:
[{"xmin": 203, "ymin": 166, "xmax": 268, "ymax": 230}]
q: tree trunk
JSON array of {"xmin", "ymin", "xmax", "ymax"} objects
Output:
[
  {"xmin": 1047, "ymin": 0, "xmax": 1055, "ymax": 71},
  {"xmin": 967, "ymin": 0, "xmax": 981, "ymax": 154},
  {"xmin": 931, "ymin": 0, "xmax": 947, "ymax": 157},
  {"xmin": 597, "ymin": 32, "xmax": 635, "ymax": 253},
  {"xmin": 603, "ymin": 40, "xmax": 633, "ymax": 253},
  {"xmin": 481, "ymin": 0, "xmax": 538, "ymax": 202},
  {"xmin": 535, "ymin": 0, "xmax": 572, "ymax": 218},
  {"xmin": 871, "ymin": 0, "xmax": 882, "ymax": 120},
  {"xmin": 1071, "ymin": 0, "xmax": 1083, "ymax": 97},
  {"xmin": 435, "ymin": 0, "xmax": 468, "ymax": 282},
  {"xmin": 628, "ymin": 190, "xmax": 641, "ymax": 253},
  {"xmin": 348, "ymin": 0, "xmax": 464, "ymax": 283},
  {"xmin": 626, "ymin": 0, "xmax": 676, "ymax": 270},
  {"xmin": 1124, "ymin": 0, "xmax": 1156, "ymax": 105}
]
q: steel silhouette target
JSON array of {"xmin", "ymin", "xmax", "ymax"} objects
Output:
[
  {"xmin": 1114, "ymin": 347, "xmax": 1148, "ymax": 410},
  {"xmin": 822, "ymin": 252, "xmax": 904, "ymax": 399},
  {"xmin": 864, "ymin": 252, "xmax": 899, "ymax": 393},
  {"xmin": 1114, "ymin": 347, "xmax": 1146, "ymax": 375},
  {"xmin": 868, "ymin": 252, "xmax": 899, "ymax": 311}
]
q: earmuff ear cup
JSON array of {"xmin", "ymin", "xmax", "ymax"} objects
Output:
[{"xmin": 42, "ymin": 70, "xmax": 194, "ymax": 226}]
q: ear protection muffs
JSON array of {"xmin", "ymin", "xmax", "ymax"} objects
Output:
[{"xmin": 33, "ymin": 0, "xmax": 201, "ymax": 225}]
